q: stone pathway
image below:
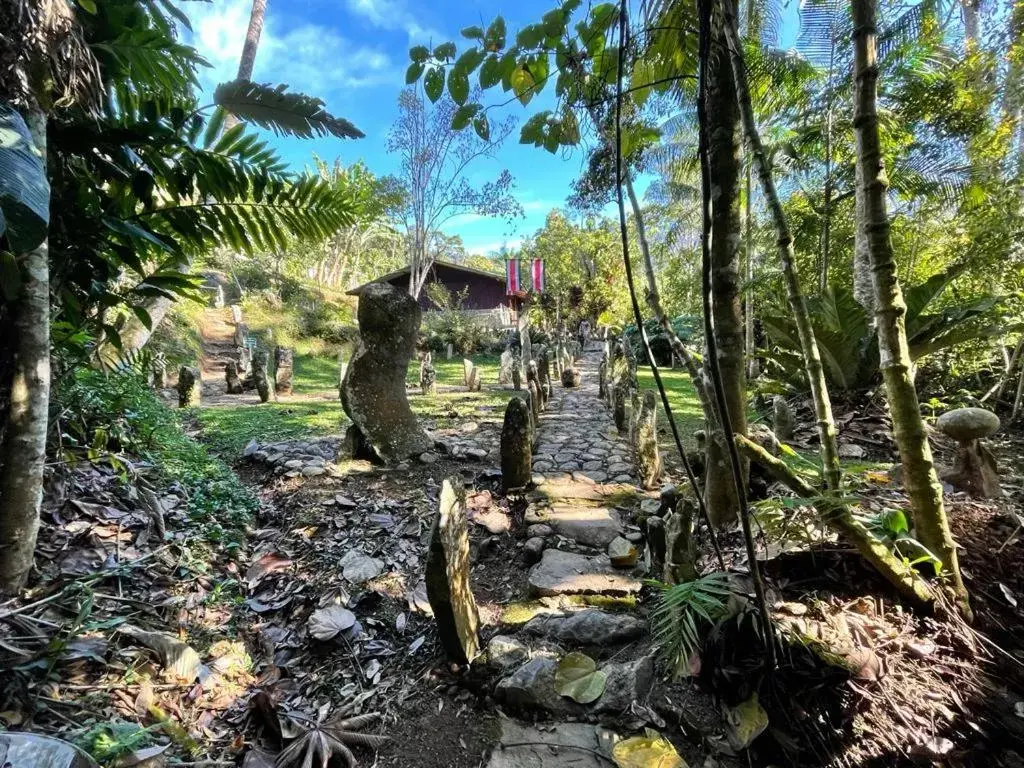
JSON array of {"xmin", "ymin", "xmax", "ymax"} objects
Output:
[{"xmin": 531, "ymin": 345, "xmax": 634, "ymax": 484}]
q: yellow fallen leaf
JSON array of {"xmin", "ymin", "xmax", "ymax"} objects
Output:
[{"xmin": 612, "ymin": 730, "xmax": 687, "ymax": 768}]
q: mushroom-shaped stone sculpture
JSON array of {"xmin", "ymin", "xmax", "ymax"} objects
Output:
[{"xmin": 936, "ymin": 407, "xmax": 1001, "ymax": 499}]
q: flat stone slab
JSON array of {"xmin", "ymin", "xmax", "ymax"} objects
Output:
[
  {"xmin": 528, "ymin": 549, "xmax": 642, "ymax": 597},
  {"xmin": 487, "ymin": 720, "xmax": 617, "ymax": 768},
  {"xmin": 522, "ymin": 609, "xmax": 645, "ymax": 649},
  {"xmin": 525, "ymin": 505, "xmax": 622, "ymax": 548}
]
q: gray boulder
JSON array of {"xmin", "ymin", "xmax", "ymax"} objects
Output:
[{"xmin": 937, "ymin": 407, "xmax": 1000, "ymax": 442}]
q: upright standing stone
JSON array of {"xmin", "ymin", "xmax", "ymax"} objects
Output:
[
  {"xmin": 253, "ymin": 349, "xmax": 273, "ymax": 403},
  {"xmin": 561, "ymin": 367, "xmax": 581, "ymax": 388},
  {"xmin": 520, "ymin": 326, "xmax": 532, "ymax": 368},
  {"xmin": 337, "ymin": 343, "xmax": 350, "ymax": 398},
  {"xmin": 230, "ymin": 304, "xmax": 243, "ymax": 324},
  {"xmin": 665, "ymin": 500, "xmax": 697, "ymax": 583},
  {"xmin": 237, "ymin": 345, "xmax": 252, "ymax": 376},
  {"xmin": 501, "ymin": 397, "xmax": 533, "ymax": 491},
  {"xmin": 772, "ymin": 395, "xmax": 795, "ymax": 442},
  {"xmin": 467, "ymin": 365, "xmax": 482, "ymax": 392},
  {"xmin": 598, "ymin": 353, "xmax": 608, "ymax": 399},
  {"xmin": 151, "ymin": 359, "xmax": 166, "ymax": 389},
  {"xmin": 340, "ymin": 283, "xmax": 431, "ymax": 463},
  {"xmin": 527, "ymin": 360, "xmax": 546, "ymax": 411},
  {"xmin": 177, "ymin": 366, "xmax": 201, "ymax": 407},
  {"xmin": 527, "ymin": 378, "xmax": 541, "ymax": 424},
  {"xmin": 538, "ymin": 350, "xmax": 553, "ymax": 405},
  {"xmin": 512, "ymin": 351, "xmax": 523, "ymax": 391},
  {"xmin": 613, "ymin": 381, "xmax": 628, "ymax": 434},
  {"xmin": 463, "ymin": 358, "xmax": 475, "ymax": 387},
  {"xmin": 635, "ymin": 391, "xmax": 662, "ymax": 490},
  {"xmin": 425, "ymin": 477, "xmax": 480, "ymax": 665},
  {"xmin": 499, "ymin": 349, "xmax": 513, "ymax": 385},
  {"xmin": 446, "ymin": 342, "xmax": 454, "ymax": 360},
  {"xmin": 233, "ymin": 322, "xmax": 248, "ymax": 348},
  {"xmin": 274, "ymin": 346, "xmax": 294, "ymax": 395},
  {"xmin": 420, "ymin": 352, "xmax": 436, "ymax": 395},
  {"xmin": 224, "ymin": 361, "xmax": 243, "ymax": 394}
]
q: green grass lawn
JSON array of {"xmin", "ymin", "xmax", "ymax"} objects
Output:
[
  {"xmin": 196, "ymin": 352, "xmax": 512, "ymax": 456},
  {"xmin": 637, "ymin": 367, "xmax": 704, "ymax": 449}
]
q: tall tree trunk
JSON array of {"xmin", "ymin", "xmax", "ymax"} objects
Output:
[
  {"xmin": 0, "ymin": 108, "xmax": 51, "ymax": 594},
  {"xmin": 223, "ymin": 0, "xmax": 268, "ymax": 132},
  {"xmin": 852, "ymin": 0, "xmax": 969, "ymax": 612},
  {"xmin": 107, "ymin": 0, "xmax": 269, "ymax": 362},
  {"xmin": 705, "ymin": 0, "xmax": 747, "ymax": 525},
  {"xmin": 722, "ymin": 8, "xmax": 843, "ymax": 492},
  {"xmin": 852, "ymin": 161, "xmax": 875, "ymax": 311},
  {"xmin": 744, "ymin": 160, "xmax": 756, "ymax": 377}
]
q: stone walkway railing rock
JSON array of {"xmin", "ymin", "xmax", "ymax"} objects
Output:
[{"xmin": 531, "ymin": 345, "xmax": 635, "ymax": 484}]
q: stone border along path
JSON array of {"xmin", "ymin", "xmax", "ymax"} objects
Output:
[{"xmin": 531, "ymin": 344, "xmax": 635, "ymax": 484}]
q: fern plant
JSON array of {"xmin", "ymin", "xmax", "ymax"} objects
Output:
[{"xmin": 649, "ymin": 571, "xmax": 734, "ymax": 680}]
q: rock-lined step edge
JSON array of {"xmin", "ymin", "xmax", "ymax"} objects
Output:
[
  {"xmin": 525, "ymin": 505, "xmax": 623, "ymax": 548},
  {"xmin": 522, "ymin": 608, "xmax": 645, "ymax": 648},
  {"xmin": 528, "ymin": 549, "xmax": 642, "ymax": 597},
  {"xmin": 487, "ymin": 720, "xmax": 618, "ymax": 768}
]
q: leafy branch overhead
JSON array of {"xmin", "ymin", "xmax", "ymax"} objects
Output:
[{"xmin": 406, "ymin": 1, "xmax": 672, "ymax": 153}]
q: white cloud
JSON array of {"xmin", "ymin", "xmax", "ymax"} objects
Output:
[
  {"xmin": 184, "ymin": 0, "xmax": 397, "ymax": 98},
  {"xmin": 520, "ymin": 199, "xmax": 564, "ymax": 213},
  {"xmin": 345, "ymin": 0, "xmax": 444, "ymax": 42},
  {"xmin": 466, "ymin": 237, "xmax": 525, "ymax": 255}
]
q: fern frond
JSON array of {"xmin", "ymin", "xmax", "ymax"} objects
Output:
[{"xmin": 214, "ymin": 80, "xmax": 365, "ymax": 139}]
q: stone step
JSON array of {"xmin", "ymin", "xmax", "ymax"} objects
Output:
[
  {"xmin": 521, "ymin": 608, "xmax": 645, "ymax": 649},
  {"xmin": 525, "ymin": 505, "xmax": 622, "ymax": 548},
  {"xmin": 528, "ymin": 549, "xmax": 641, "ymax": 597},
  {"xmin": 487, "ymin": 720, "xmax": 617, "ymax": 768}
]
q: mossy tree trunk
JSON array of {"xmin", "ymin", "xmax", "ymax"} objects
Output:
[
  {"xmin": 0, "ymin": 108, "xmax": 51, "ymax": 594},
  {"xmin": 851, "ymin": 0, "xmax": 969, "ymax": 611},
  {"xmin": 705, "ymin": 0, "xmax": 747, "ymax": 525},
  {"xmin": 722, "ymin": 7, "xmax": 843, "ymax": 492}
]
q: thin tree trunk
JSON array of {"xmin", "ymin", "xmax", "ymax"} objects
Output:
[
  {"xmin": 744, "ymin": 160, "xmax": 756, "ymax": 377},
  {"xmin": 852, "ymin": 162, "xmax": 875, "ymax": 311},
  {"xmin": 722, "ymin": 7, "xmax": 843, "ymax": 492},
  {"xmin": 852, "ymin": 0, "xmax": 969, "ymax": 613},
  {"xmin": 705, "ymin": 0, "xmax": 747, "ymax": 525},
  {"xmin": 0, "ymin": 108, "xmax": 51, "ymax": 594},
  {"xmin": 1014, "ymin": 351, "xmax": 1024, "ymax": 420}
]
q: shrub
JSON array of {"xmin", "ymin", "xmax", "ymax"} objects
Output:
[{"xmin": 53, "ymin": 370, "xmax": 257, "ymax": 550}]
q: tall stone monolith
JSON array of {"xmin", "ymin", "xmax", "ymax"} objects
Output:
[{"xmin": 340, "ymin": 283, "xmax": 431, "ymax": 463}]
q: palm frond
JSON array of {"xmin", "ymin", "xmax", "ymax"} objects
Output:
[
  {"xmin": 214, "ymin": 80, "xmax": 365, "ymax": 140},
  {"xmin": 649, "ymin": 572, "xmax": 733, "ymax": 680}
]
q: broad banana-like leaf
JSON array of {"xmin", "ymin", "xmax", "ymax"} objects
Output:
[{"xmin": 0, "ymin": 104, "xmax": 49, "ymax": 252}]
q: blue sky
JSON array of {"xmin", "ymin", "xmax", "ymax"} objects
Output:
[{"xmin": 182, "ymin": 0, "xmax": 800, "ymax": 254}]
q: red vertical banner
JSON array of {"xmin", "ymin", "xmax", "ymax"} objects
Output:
[
  {"xmin": 506, "ymin": 258, "xmax": 520, "ymax": 294},
  {"xmin": 531, "ymin": 258, "xmax": 545, "ymax": 293}
]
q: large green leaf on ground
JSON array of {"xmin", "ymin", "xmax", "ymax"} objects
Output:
[
  {"xmin": 213, "ymin": 80, "xmax": 364, "ymax": 139},
  {"xmin": 0, "ymin": 104, "xmax": 49, "ymax": 253},
  {"xmin": 554, "ymin": 651, "xmax": 607, "ymax": 703}
]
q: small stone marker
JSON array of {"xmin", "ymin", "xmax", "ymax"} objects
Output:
[
  {"xmin": 773, "ymin": 395, "xmax": 795, "ymax": 441},
  {"xmin": 635, "ymin": 391, "xmax": 662, "ymax": 490},
  {"xmin": 151, "ymin": 359, "xmax": 166, "ymax": 389},
  {"xmin": 512, "ymin": 352, "xmax": 523, "ymax": 391},
  {"xmin": 419, "ymin": 353, "xmax": 436, "ymax": 395},
  {"xmin": 937, "ymin": 407, "xmax": 1002, "ymax": 498},
  {"xmin": 237, "ymin": 345, "xmax": 252, "ymax": 376},
  {"xmin": 561, "ymin": 367, "xmax": 581, "ymax": 388},
  {"xmin": 499, "ymin": 349, "xmax": 513, "ymax": 385},
  {"xmin": 598, "ymin": 353, "xmax": 608, "ymax": 399},
  {"xmin": 253, "ymin": 349, "xmax": 273, "ymax": 403},
  {"xmin": 463, "ymin": 358, "xmax": 474, "ymax": 387},
  {"xmin": 177, "ymin": 366, "xmax": 201, "ymax": 407},
  {"xmin": 446, "ymin": 342, "xmax": 454, "ymax": 360},
  {"xmin": 468, "ymin": 365, "xmax": 482, "ymax": 392},
  {"xmin": 425, "ymin": 477, "xmax": 480, "ymax": 665},
  {"xmin": 538, "ymin": 351, "xmax": 553, "ymax": 405},
  {"xmin": 501, "ymin": 397, "xmax": 533, "ymax": 491},
  {"xmin": 224, "ymin": 361, "xmax": 243, "ymax": 394},
  {"xmin": 527, "ymin": 379, "xmax": 541, "ymax": 423},
  {"xmin": 613, "ymin": 381, "xmax": 628, "ymax": 434},
  {"xmin": 274, "ymin": 346, "xmax": 294, "ymax": 395}
]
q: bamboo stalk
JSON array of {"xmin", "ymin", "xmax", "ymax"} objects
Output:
[
  {"xmin": 851, "ymin": 0, "xmax": 969, "ymax": 615},
  {"xmin": 720, "ymin": 6, "xmax": 843, "ymax": 493}
]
